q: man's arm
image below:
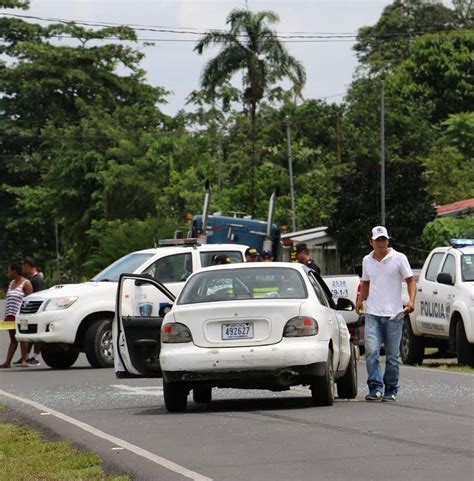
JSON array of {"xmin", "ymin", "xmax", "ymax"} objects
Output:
[
  {"xmin": 356, "ymin": 280, "xmax": 369, "ymax": 314},
  {"xmin": 405, "ymin": 276, "xmax": 416, "ymax": 313}
]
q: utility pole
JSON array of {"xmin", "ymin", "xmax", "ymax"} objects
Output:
[
  {"xmin": 286, "ymin": 115, "xmax": 297, "ymax": 232},
  {"xmin": 335, "ymin": 110, "xmax": 342, "ymax": 165},
  {"xmin": 380, "ymin": 82, "xmax": 386, "ymax": 226},
  {"xmin": 54, "ymin": 219, "xmax": 60, "ymax": 279}
]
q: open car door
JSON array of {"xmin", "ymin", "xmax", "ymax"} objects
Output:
[{"xmin": 114, "ymin": 273, "xmax": 176, "ymax": 378}]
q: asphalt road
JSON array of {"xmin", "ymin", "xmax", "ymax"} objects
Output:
[{"xmin": 0, "ymin": 310, "xmax": 473, "ymax": 480}]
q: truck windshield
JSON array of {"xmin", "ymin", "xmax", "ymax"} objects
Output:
[
  {"xmin": 461, "ymin": 254, "xmax": 474, "ymax": 282},
  {"xmin": 92, "ymin": 253, "xmax": 154, "ymax": 282},
  {"xmin": 178, "ymin": 267, "xmax": 307, "ymax": 305}
]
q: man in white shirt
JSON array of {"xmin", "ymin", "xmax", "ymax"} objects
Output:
[{"xmin": 356, "ymin": 226, "xmax": 416, "ymax": 402}]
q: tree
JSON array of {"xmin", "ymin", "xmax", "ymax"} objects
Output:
[
  {"xmin": 388, "ymin": 31, "xmax": 474, "ymax": 125},
  {"xmin": 354, "ymin": 0, "xmax": 463, "ymax": 74},
  {"xmin": 423, "ymin": 113, "xmax": 474, "ymax": 204},
  {"xmin": 423, "ymin": 215, "xmax": 474, "ymax": 249},
  {"xmin": 194, "ymin": 8, "xmax": 306, "ymax": 213}
]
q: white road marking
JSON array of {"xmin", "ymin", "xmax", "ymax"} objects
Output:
[
  {"xmin": 111, "ymin": 384, "xmax": 164, "ymax": 396},
  {"xmin": 0, "ymin": 389, "xmax": 212, "ymax": 481}
]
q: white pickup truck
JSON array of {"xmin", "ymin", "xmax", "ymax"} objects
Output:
[
  {"xmin": 401, "ymin": 240, "xmax": 474, "ymax": 366},
  {"xmin": 16, "ymin": 242, "xmax": 248, "ymax": 369}
]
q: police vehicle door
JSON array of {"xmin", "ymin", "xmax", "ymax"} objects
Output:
[
  {"xmin": 115, "ymin": 274, "xmax": 175, "ymax": 377},
  {"xmin": 416, "ymin": 252, "xmax": 445, "ymax": 334},
  {"xmin": 434, "ymin": 253, "xmax": 456, "ymax": 336}
]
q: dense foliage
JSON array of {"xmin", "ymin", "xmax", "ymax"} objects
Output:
[{"xmin": 0, "ymin": 1, "xmax": 472, "ymax": 287}]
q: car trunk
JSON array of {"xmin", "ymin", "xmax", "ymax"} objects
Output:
[{"xmin": 172, "ymin": 300, "xmax": 304, "ymax": 348}]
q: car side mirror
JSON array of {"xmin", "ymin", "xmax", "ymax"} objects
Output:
[
  {"xmin": 336, "ymin": 297, "xmax": 355, "ymax": 311},
  {"xmin": 437, "ymin": 272, "xmax": 454, "ymax": 285}
]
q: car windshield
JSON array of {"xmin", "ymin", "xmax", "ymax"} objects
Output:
[
  {"xmin": 178, "ymin": 267, "xmax": 307, "ymax": 305},
  {"xmin": 461, "ymin": 254, "xmax": 474, "ymax": 282},
  {"xmin": 92, "ymin": 253, "xmax": 154, "ymax": 282}
]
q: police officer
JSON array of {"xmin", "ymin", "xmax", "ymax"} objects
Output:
[
  {"xmin": 295, "ymin": 243, "xmax": 321, "ymax": 275},
  {"xmin": 245, "ymin": 247, "xmax": 259, "ymax": 262},
  {"xmin": 260, "ymin": 250, "xmax": 273, "ymax": 262},
  {"xmin": 212, "ymin": 254, "xmax": 231, "ymax": 265}
]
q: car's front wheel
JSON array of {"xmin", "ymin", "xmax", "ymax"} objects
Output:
[
  {"xmin": 84, "ymin": 318, "xmax": 114, "ymax": 368},
  {"xmin": 311, "ymin": 351, "xmax": 335, "ymax": 406},
  {"xmin": 336, "ymin": 343, "xmax": 358, "ymax": 399},
  {"xmin": 163, "ymin": 380, "xmax": 188, "ymax": 412},
  {"xmin": 42, "ymin": 348, "xmax": 79, "ymax": 369},
  {"xmin": 456, "ymin": 319, "xmax": 474, "ymax": 367}
]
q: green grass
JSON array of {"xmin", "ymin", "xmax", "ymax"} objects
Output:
[
  {"xmin": 0, "ymin": 424, "xmax": 130, "ymax": 481},
  {"xmin": 422, "ymin": 363, "xmax": 474, "ymax": 374}
]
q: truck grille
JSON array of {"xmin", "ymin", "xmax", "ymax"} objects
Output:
[{"xmin": 20, "ymin": 300, "xmax": 43, "ymax": 314}]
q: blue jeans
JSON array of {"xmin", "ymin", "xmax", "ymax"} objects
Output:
[{"xmin": 365, "ymin": 314, "xmax": 403, "ymax": 395}]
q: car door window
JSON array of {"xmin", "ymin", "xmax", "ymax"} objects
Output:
[
  {"xmin": 425, "ymin": 253, "xmax": 444, "ymax": 281},
  {"xmin": 143, "ymin": 253, "xmax": 193, "ymax": 283},
  {"xmin": 200, "ymin": 251, "xmax": 243, "ymax": 267},
  {"xmin": 440, "ymin": 254, "xmax": 456, "ymax": 282},
  {"xmin": 307, "ymin": 272, "xmax": 329, "ymax": 307}
]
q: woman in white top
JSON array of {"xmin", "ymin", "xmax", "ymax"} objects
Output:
[{"xmin": 1, "ymin": 263, "xmax": 33, "ymax": 368}]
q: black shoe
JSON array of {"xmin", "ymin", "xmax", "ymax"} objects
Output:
[
  {"xmin": 12, "ymin": 358, "xmax": 22, "ymax": 365},
  {"xmin": 365, "ymin": 391, "xmax": 383, "ymax": 401},
  {"xmin": 27, "ymin": 358, "xmax": 40, "ymax": 366}
]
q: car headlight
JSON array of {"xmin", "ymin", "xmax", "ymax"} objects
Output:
[{"xmin": 43, "ymin": 297, "xmax": 78, "ymax": 311}]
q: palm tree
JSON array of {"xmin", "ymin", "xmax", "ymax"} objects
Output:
[{"xmin": 194, "ymin": 9, "xmax": 306, "ymax": 213}]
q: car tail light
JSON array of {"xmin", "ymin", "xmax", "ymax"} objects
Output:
[
  {"xmin": 283, "ymin": 317, "xmax": 318, "ymax": 337},
  {"xmin": 161, "ymin": 323, "xmax": 193, "ymax": 343}
]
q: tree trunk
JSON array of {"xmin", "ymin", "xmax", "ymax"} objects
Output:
[{"xmin": 250, "ymin": 99, "xmax": 257, "ymax": 217}]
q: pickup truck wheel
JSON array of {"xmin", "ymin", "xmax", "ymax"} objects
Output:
[
  {"xmin": 163, "ymin": 380, "xmax": 188, "ymax": 412},
  {"xmin": 84, "ymin": 319, "xmax": 114, "ymax": 368},
  {"xmin": 400, "ymin": 317, "xmax": 424, "ymax": 365},
  {"xmin": 311, "ymin": 351, "xmax": 335, "ymax": 406},
  {"xmin": 41, "ymin": 348, "xmax": 79, "ymax": 369},
  {"xmin": 193, "ymin": 386, "xmax": 212, "ymax": 404},
  {"xmin": 456, "ymin": 320, "xmax": 474, "ymax": 367},
  {"xmin": 336, "ymin": 343, "xmax": 358, "ymax": 399}
]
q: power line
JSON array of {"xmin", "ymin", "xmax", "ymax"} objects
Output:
[{"xmin": 0, "ymin": 12, "xmax": 458, "ymax": 40}]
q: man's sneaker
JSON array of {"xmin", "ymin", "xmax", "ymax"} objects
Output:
[
  {"xmin": 382, "ymin": 393, "xmax": 397, "ymax": 402},
  {"xmin": 365, "ymin": 391, "xmax": 383, "ymax": 401},
  {"xmin": 27, "ymin": 358, "xmax": 40, "ymax": 366},
  {"xmin": 12, "ymin": 358, "xmax": 23, "ymax": 366}
]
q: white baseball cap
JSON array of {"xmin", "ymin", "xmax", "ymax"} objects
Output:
[{"xmin": 371, "ymin": 226, "xmax": 389, "ymax": 240}]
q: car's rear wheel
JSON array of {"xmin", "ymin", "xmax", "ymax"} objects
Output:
[
  {"xmin": 311, "ymin": 351, "xmax": 335, "ymax": 406},
  {"xmin": 193, "ymin": 386, "xmax": 212, "ymax": 404},
  {"xmin": 84, "ymin": 318, "xmax": 114, "ymax": 368},
  {"xmin": 163, "ymin": 380, "xmax": 188, "ymax": 412},
  {"xmin": 456, "ymin": 319, "xmax": 474, "ymax": 367},
  {"xmin": 400, "ymin": 317, "xmax": 424, "ymax": 365},
  {"xmin": 336, "ymin": 343, "xmax": 358, "ymax": 399},
  {"xmin": 42, "ymin": 348, "xmax": 79, "ymax": 369}
]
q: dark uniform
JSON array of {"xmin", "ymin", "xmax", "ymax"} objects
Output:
[{"xmin": 304, "ymin": 259, "xmax": 321, "ymax": 276}]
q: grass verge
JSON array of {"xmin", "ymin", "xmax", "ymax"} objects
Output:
[{"xmin": 0, "ymin": 423, "xmax": 130, "ymax": 481}]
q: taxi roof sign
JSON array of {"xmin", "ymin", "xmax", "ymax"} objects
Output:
[{"xmin": 451, "ymin": 239, "xmax": 474, "ymax": 248}]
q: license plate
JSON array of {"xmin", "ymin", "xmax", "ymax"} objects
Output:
[
  {"xmin": 222, "ymin": 323, "xmax": 254, "ymax": 340},
  {"xmin": 19, "ymin": 319, "xmax": 28, "ymax": 331}
]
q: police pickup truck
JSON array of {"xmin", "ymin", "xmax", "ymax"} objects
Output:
[
  {"xmin": 401, "ymin": 239, "xmax": 474, "ymax": 366},
  {"xmin": 15, "ymin": 242, "xmax": 248, "ymax": 369}
]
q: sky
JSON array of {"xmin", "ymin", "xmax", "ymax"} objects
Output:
[{"xmin": 3, "ymin": 0, "xmax": 397, "ymax": 114}]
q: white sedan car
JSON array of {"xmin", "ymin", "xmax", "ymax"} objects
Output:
[{"xmin": 116, "ymin": 263, "xmax": 357, "ymax": 412}]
